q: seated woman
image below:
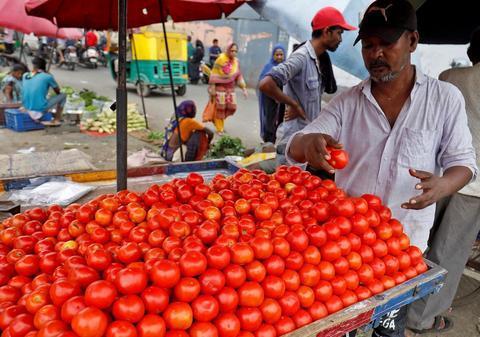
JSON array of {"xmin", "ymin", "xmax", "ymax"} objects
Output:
[{"xmin": 161, "ymin": 100, "xmax": 214, "ymax": 162}]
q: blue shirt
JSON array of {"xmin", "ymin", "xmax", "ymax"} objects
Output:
[
  {"xmin": 267, "ymin": 41, "xmax": 324, "ymax": 148},
  {"xmin": 22, "ymin": 72, "xmax": 59, "ymax": 111}
]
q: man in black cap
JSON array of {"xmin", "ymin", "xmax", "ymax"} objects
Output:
[{"xmin": 286, "ymin": 1, "xmax": 477, "ymax": 336}]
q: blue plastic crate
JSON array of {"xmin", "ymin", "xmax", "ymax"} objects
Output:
[{"xmin": 4, "ymin": 109, "xmax": 53, "ymax": 132}]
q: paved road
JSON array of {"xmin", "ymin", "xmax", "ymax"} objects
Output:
[{"xmin": 50, "ymin": 64, "xmax": 263, "ymax": 148}]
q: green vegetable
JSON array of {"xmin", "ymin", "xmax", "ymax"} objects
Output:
[
  {"xmin": 61, "ymin": 86, "xmax": 75, "ymax": 96},
  {"xmin": 147, "ymin": 131, "xmax": 164, "ymax": 140},
  {"xmin": 85, "ymin": 105, "xmax": 98, "ymax": 112},
  {"xmin": 207, "ymin": 135, "xmax": 245, "ymax": 159},
  {"xmin": 79, "ymin": 89, "xmax": 97, "ymax": 106}
]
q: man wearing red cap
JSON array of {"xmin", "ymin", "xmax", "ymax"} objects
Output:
[
  {"xmin": 259, "ymin": 7, "xmax": 356, "ymax": 166},
  {"xmin": 287, "ymin": 0, "xmax": 477, "ymax": 336}
]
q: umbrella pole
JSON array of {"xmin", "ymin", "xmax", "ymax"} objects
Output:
[
  {"xmin": 116, "ymin": 0, "xmax": 128, "ymax": 191},
  {"xmin": 158, "ymin": 0, "xmax": 184, "ymax": 162},
  {"xmin": 130, "ymin": 34, "xmax": 149, "ymax": 129},
  {"xmin": 19, "ymin": 34, "xmax": 25, "ymax": 63}
]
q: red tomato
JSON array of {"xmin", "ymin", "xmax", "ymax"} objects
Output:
[
  {"xmin": 303, "ymin": 246, "xmax": 321, "ymax": 265},
  {"xmin": 141, "ymin": 286, "xmax": 169, "ymax": 314},
  {"xmin": 49, "ymin": 280, "xmax": 81, "ymax": 307},
  {"xmin": 245, "ymin": 261, "xmax": 267, "ymax": 283},
  {"xmin": 317, "ymin": 261, "xmax": 334, "ymax": 281},
  {"xmin": 286, "ymin": 230, "xmax": 309, "ymax": 252},
  {"xmin": 357, "ymin": 264, "xmax": 374, "ymax": 284},
  {"xmin": 215, "ymin": 313, "xmax": 241, "ymax": 337},
  {"xmin": 299, "ymin": 264, "xmax": 321, "ymax": 287},
  {"xmin": 137, "ymin": 314, "xmax": 166, "ymax": 337},
  {"xmin": 259, "ymin": 298, "xmax": 282, "ymax": 324},
  {"xmin": 326, "ymin": 147, "xmax": 349, "ymax": 169},
  {"xmin": 224, "ymin": 265, "xmax": 247, "ymax": 289},
  {"xmin": 150, "ymin": 260, "xmax": 181, "ymax": 288},
  {"xmin": 292, "ymin": 309, "xmax": 313, "ymax": 328},
  {"xmin": 230, "ymin": 243, "xmax": 254, "ymax": 266},
  {"xmin": 71, "ymin": 307, "xmax": 108, "ymax": 337},
  {"xmin": 112, "ymin": 295, "xmax": 145, "ymax": 323},
  {"xmin": 340, "ymin": 290, "xmax": 358, "ymax": 307},
  {"xmin": 115, "ymin": 267, "xmax": 148, "ymax": 295},
  {"xmin": 296, "ymin": 285, "xmax": 315, "ymax": 308},
  {"xmin": 238, "ymin": 282, "xmax": 264, "ymax": 307},
  {"xmin": 274, "ymin": 316, "xmax": 296, "ymax": 335},
  {"xmin": 383, "ymin": 255, "xmax": 400, "ymax": 276},
  {"xmin": 105, "ymin": 321, "xmax": 137, "ymax": 337},
  {"xmin": 367, "ymin": 279, "xmax": 384, "ymax": 295},
  {"xmin": 371, "ymin": 240, "xmax": 388, "ymax": 258},
  {"xmin": 199, "ymin": 269, "xmax": 226, "ymax": 295},
  {"xmin": 190, "ymin": 322, "xmax": 218, "ymax": 337},
  {"xmin": 370, "ymin": 258, "xmax": 386, "ymax": 279},
  {"xmin": 163, "ymin": 302, "xmax": 193, "ymax": 330},
  {"xmin": 60, "ymin": 296, "xmax": 87, "ymax": 324},
  {"xmin": 407, "ymin": 246, "xmax": 423, "ymax": 265},
  {"xmin": 249, "ymin": 237, "xmax": 273, "ymax": 260},
  {"xmin": 84, "ymin": 280, "xmax": 117, "ymax": 309},
  {"xmin": 191, "ymin": 295, "xmax": 219, "ymax": 322},
  {"xmin": 216, "ymin": 287, "xmax": 239, "ymax": 313},
  {"xmin": 325, "ymin": 295, "xmax": 344, "ymax": 314},
  {"xmin": 320, "ymin": 242, "xmax": 341, "ymax": 262},
  {"xmin": 285, "ymin": 251, "xmax": 304, "ymax": 271},
  {"xmin": 397, "ymin": 252, "xmax": 412, "ymax": 270},
  {"xmin": 33, "ymin": 304, "xmax": 59, "ymax": 330},
  {"xmin": 237, "ymin": 307, "xmax": 263, "ymax": 332},
  {"xmin": 308, "ymin": 301, "xmax": 328, "ymax": 320},
  {"xmin": 263, "ymin": 255, "xmax": 286, "ymax": 276},
  {"xmin": 173, "ymin": 277, "xmax": 201, "ymax": 303},
  {"xmin": 278, "ymin": 291, "xmax": 301, "ymax": 316}
]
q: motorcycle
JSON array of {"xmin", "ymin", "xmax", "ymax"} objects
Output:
[
  {"xmin": 63, "ymin": 45, "xmax": 78, "ymax": 71},
  {"xmin": 79, "ymin": 46, "xmax": 99, "ymax": 68},
  {"xmin": 200, "ymin": 60, "xmax": 212, "ymax": 84}
]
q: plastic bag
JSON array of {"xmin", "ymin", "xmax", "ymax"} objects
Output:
[
  {"xmin": 202, "ymin": 100, "xmax": 216, "ymax": 122},
  {"xmin": 9, "ymin": 181, "xmax": 96, "ymax": 206}
]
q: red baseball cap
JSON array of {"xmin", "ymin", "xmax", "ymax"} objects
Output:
[{"xmin": 311, "ymin": 7, "xmax": 357, "ymax": 31}]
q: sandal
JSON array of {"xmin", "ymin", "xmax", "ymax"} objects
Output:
[{"xmin": 409, "ymin": 316, "xmax": 454, "ymax": 335}]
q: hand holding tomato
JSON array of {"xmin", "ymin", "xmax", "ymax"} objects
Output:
[
  {"xmin": 326, "ymin": 147, "xmax": 349, "ymax": 170},
  {"xmin": 289, "ymin": 133, "xmax": 343, "ymax": 174}
]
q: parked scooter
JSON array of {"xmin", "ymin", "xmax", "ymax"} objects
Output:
[
  {"xmin": 79, "ymin": 46, "xmax": 99, "ymax": 68},
  {"xmin": 200, "ymin": 60, "xmax": 212, "ymax": 84},
  {"xmin": 63, "ymin": 45, "xmax": 78, "ymax": 71}
]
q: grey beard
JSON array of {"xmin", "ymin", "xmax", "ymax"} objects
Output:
[{"xmin": 371, "ymin": 64, "xmax": 406, "ymax": 83}]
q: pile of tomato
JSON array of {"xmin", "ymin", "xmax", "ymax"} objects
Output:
[{"xmin": 0, "ymin": 165, "xmax": 427, "ymax": 337}]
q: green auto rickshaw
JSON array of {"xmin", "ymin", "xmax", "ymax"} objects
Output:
[{"xmin": 108, "ymin": 31, "xmax": 188, "ymax": 97}]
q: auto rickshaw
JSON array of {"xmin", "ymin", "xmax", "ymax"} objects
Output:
[{"xmin": 108, "ymin": 31, "xmax": 188, "ymax": 97}]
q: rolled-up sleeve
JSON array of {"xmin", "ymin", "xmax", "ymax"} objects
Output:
[
  {"xmin": 285, "ymin": 96, "xmax": 343, "ymax": 165},
  {"xmin": 268, "ymin": 53, "xmax": 304, "ymax": 87},
  {"xmin": 438, "ymin": 85, "xmax": 478, "ymax": 180}
]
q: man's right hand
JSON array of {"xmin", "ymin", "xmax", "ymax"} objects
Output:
[
  {"xmin": 284, "ymin": 103, "xmax": 307, "ymax": 121},
  {"xmin": 290, "ymin": 133, "xmax": 343, "ymax": 174}
]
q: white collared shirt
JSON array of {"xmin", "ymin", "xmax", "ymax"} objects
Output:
[{"xmin": 286, "ymin": 69, "xmax": 477, "ymax": 251}]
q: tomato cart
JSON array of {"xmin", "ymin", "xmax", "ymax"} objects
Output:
[{"xmin": 0, "ymin": 159, "xmax": 446, "ymax": 336}]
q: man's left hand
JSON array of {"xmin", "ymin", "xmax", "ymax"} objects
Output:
[{"xmin": 401, "ymin": 169, "xmax": 447, "ymax": 210}]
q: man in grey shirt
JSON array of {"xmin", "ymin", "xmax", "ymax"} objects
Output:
[
  {"xmin": 287, "ymin": 0, "xmax": 476, "ymax": 336},
  {"xmin": 259, "ymin": 6, "xmax": 356, "ymax": 165}
]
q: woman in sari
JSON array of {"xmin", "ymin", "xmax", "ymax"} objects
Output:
[
  {"xmin": 161, "ymin": 100, "xmax": 213, "ymax": 162},
  {"xmin": 257, "ymin": 44, "xmax": 286, "ymax": 143},
  {"xmin": 208, "ymin": 43, "xmax": 248, "ymax": 134}
]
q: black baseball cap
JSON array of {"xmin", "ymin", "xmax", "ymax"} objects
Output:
[{"xmin": 354, "ymin": 0, "xmax": 417, "ymax": 45}]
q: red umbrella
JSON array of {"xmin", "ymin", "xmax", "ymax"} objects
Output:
[
  {"xmin": 0, "ymin": 0, "xmax": 82, "ymax": 39},
  {"xmin": 25, "ymin": 0, "xmax": 245, "ymax": 29},
  {"xmin": 25, "ymin": 0, "xmax": 248, "ymax": 190}
]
